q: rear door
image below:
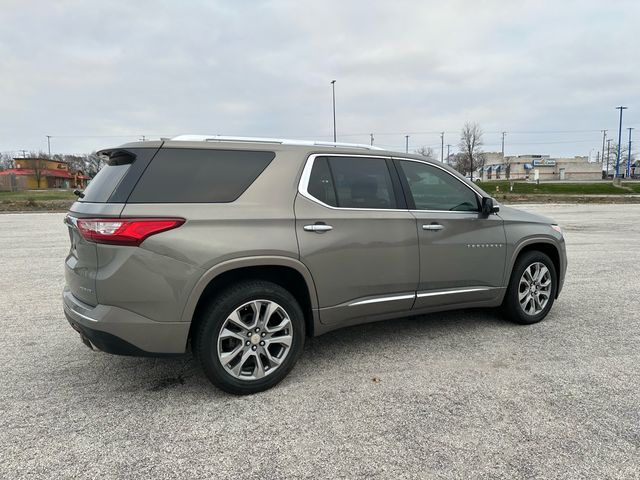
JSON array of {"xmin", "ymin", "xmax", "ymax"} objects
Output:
[
  {"xmin": 295, "ymin": 154, "xmax": 419, "ymax": 325},
  {"xmin": 394, "ymin": 158, "xmax": 507, "ymax": 309}
]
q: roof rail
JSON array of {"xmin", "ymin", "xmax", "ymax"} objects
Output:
[{"xmin": 169, "ymin": 134, "xmax": 384, "ymax": 150}]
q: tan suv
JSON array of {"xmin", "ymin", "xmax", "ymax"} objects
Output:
[{"xmin": 63, "ymin": 135, "xmax": 567, "ymax": 394}]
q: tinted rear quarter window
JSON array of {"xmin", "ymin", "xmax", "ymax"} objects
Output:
[
  {"xmin": 128, "ymin": 148, "xmax": 275, "ymax": 203},
  {"xmin": 80, "ymin": 164, "xmax": 130, "ymax": 202},
  {"xmin": 80, "ymin": 148, "xmax": 158, "ymax": 203}
]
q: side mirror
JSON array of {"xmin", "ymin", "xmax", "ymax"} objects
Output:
[{"xmin": 481, "ymin": 197, "xmax": 499, "ymax": 216}]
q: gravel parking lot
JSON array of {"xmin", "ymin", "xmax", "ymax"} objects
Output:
[{"xmin": 1, "ymin": 205, "xmax": 639, "ymax": 479}]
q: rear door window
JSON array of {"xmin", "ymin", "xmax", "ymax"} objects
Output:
[
  {"xmin": 305, "ymin": 156, "xmax": 400, "ymax": 209},
  {"xmin": 326, "ymin": 156, "xmax": 398, "ymax": 209},
  {"xmin": 128, "ymin": 148, "xmax": 275, "ymax": 203},
  {"xmin": 307, "ymin": 157, "xmax": 338, "ymax": 207}
]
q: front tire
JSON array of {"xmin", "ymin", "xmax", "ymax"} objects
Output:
[
  {"xmin": 502, "ymin": 251, "xmax": 557, "ymax": 325},
  {"xmin": 194, "ymin": 280, "xmax": 305, "ymax": 395}
]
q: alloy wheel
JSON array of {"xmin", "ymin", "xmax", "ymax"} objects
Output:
[
  {"xmin": 216, "ymin": 299, "xmax": 293, "ymax": 380},
  {"xmin": 518, "ymin": 262, "xmax": 552, "ymax": 315}
]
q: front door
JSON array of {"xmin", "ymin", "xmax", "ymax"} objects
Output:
[
  {"xmin": 295, "ymin": 155, "xmax": 419, "ymax": 325},
  {"xmin": 394, "ymin": 158, "xmax": 507, "ymax": 309}
]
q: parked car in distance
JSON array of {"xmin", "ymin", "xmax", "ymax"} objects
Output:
[{"xmin": 63, "ymin": 135, "xmax": 567, "ymax": 394}]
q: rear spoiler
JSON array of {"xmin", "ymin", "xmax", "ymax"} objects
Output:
[
  {"xmin": 96, "ymin": 149, "xmax": 137, "ymax": 166},
  {"xmin": 97, "ymin": 141, "xmax": 164, "ymax": 165}
]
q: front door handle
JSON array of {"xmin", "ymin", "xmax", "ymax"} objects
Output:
[
  {"xmin": 304, "ymin": 223, "xmax": 333, "ymax": 233},
  {"xmin": 422, "ymin": 223, "xmax": 444, "ymax": 231}
]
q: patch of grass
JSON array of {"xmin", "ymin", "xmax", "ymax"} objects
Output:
[
  {"xmin": 476, "ymin": 181, "xmax": 630, "ymax": 195},
  {"xmin": 622, "ymin": 182, "xmax": 640, "ymax": 193},
  {"xmin": 0, "ymin": 190, "xmax": 77, "ymax": 201}
]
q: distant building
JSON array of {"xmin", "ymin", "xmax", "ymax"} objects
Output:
[
  {"xmin": 0, "ymin": 158, "xmax": 89, "ymax": 190},
  {"xmin": 477, "ymin": 153, "xmax": 603, "ymax": 181}
]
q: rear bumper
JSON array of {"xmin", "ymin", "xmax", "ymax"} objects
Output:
[{"xmin": 63, "ymin": 287, "xmax": 190, "ymax": 356}]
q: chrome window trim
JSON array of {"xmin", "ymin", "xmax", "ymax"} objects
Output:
[
  {"xmin": 297, "ymin": 153, "xmax": 409, "ymax": 212},
  {"xmin": 348, "ymin": 293, "xmax": 416, "ymax": 307},
  {"xmin": 416, "ymin": 286, "xmax": 493, "ymax": 298},
  {"xmin": 298, "ymin": 153, "xmax": 486, "ymax": 213}
]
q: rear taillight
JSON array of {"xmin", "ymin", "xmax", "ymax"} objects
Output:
[{"xmin": 76, "ymin": 218, "xmax": 185, "ymax": 246}]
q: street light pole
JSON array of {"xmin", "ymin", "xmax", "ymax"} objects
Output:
[
  {"xmin": 446, "ymin": 144, "xmax": 451, "ymax": 164},
  {"xmin": 615, "ymin": 106, "xmax": 627, "ymax": 178},
  {"xmin": 601, "ymin": 130, "xmax": 607, "ymax": 168},
  {"xmin": 370, "ymin": 133, "xmax": 374, "ymax": 146},
  {"xmin": 627, "ymin": 128, "xmax": 634, "ymax": 178},
  {"xmin": 46, "ymin": 135, "xmax": 51, "ymax": 157},
  {"xmin": 331, "ymin": 80, "xmax": 337, "ymax": 142},
  {"xmin": 405, "ymin": 135, "xmax": 409, "ymax": 153},
  {"xmin": 440, "ymin": 132, "xmax": 444, "ymax": 162}
]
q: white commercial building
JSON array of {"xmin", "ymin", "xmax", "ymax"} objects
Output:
[{"xmin": 477, "ymin": 153, "xmax": 603, "ymax": 181}]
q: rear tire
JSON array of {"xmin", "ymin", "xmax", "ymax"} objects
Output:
[
  {"xmin": 502, "ymin": 251, "xmax": 557, "ymax": 325},
  {"xmin": 194, "ymin": 280, "xmax": 305, "ymax": 395}
]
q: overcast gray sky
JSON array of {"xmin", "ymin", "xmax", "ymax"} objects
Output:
[{"xmin": 1, "ymin": 0, "xmax": 638, "ymax": 157}]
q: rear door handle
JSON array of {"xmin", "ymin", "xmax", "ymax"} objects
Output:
[
  {"xmin": 422, "ymin": 224, "xmax": 444, "ymax": 231},
  {"xmin": 304, "ymin": 224, "xmax": 333, "ymax": 233}
]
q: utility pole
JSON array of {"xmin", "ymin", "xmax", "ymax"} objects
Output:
[
  {"xmin": 440, "ymin": 132, "xmax": 444, "ymax": 162},
  {"xmin": 446, "ymin": 144, "xmax": 451, "ymax": 164},
  {"xmin": 501, "ymin": 131, "xmax": 507, "ymax": 178},
  {"xmin": 405, "ymin": 135, "xmax": 409, "ymax": 153},
  {"xmin": 627, "ymin": 128, "xmax": 634, "ymax": 178},
  {"xmin": 370, "ymin": 133, "xmax": 374, "ymax": 146},
  {"xmin": 615, "ymin": 106, "xmax": 627, "ymax": 178},
  {"xmin": 46, "ymin": 135, "xmax": 51, "ymax": 156},
  {"xmin": 331, "ymin": 80, "xmax": 337, "ymax": 142},
  {"xmin": 606, "ymin": 139, "xmax": 612, "ymax": 177},
  {"xmin": 601, "ymin": 130, "xmax": 607, "ymax": 166}
]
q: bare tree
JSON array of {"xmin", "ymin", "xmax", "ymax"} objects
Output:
[
  {"xmin": 61, "ymin": 155, "xmax": 86, "ymax": 174},
  {"xmin": 84, "ymin": 152, "xmax": 106, "ymax": 177},
  {"xmin": 458, "ymin": 122, "xmax": 485, "ymax": 180},
  {"xmin": 25, "ymin": 151, "xmax": 49, "ymax": 189},
  {"xmin": 0, "ymin": 152, "xmax": 14, "ymax": 171},
  {"xmin": 414, "ymin": 146, "xmax": 436, "ymax": 160},
  {"xmin": 604, "ymin": 141, "xmax": 636, "ymax": 176}
]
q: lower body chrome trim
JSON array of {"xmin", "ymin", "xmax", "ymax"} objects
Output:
[
  {"xmin": 348, "ymin": 293, "xmax": 416, "ymax": 307},
  {"xmin": 416, "ymin": 286, "xmax": 493, "ymax": 298}
]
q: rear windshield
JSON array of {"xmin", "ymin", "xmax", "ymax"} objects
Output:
[{"xmin": 127, "ymin": 148, "xmax": 275, "ymax": 203}]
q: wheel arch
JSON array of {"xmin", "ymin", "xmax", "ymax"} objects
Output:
[
  {"xmin": 182, "ymin": 257, "xmax": 319, "ymax": 343},
  {"xmin": 507, "ymin": 238, "xmax": 562, "ymax": 298}
]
